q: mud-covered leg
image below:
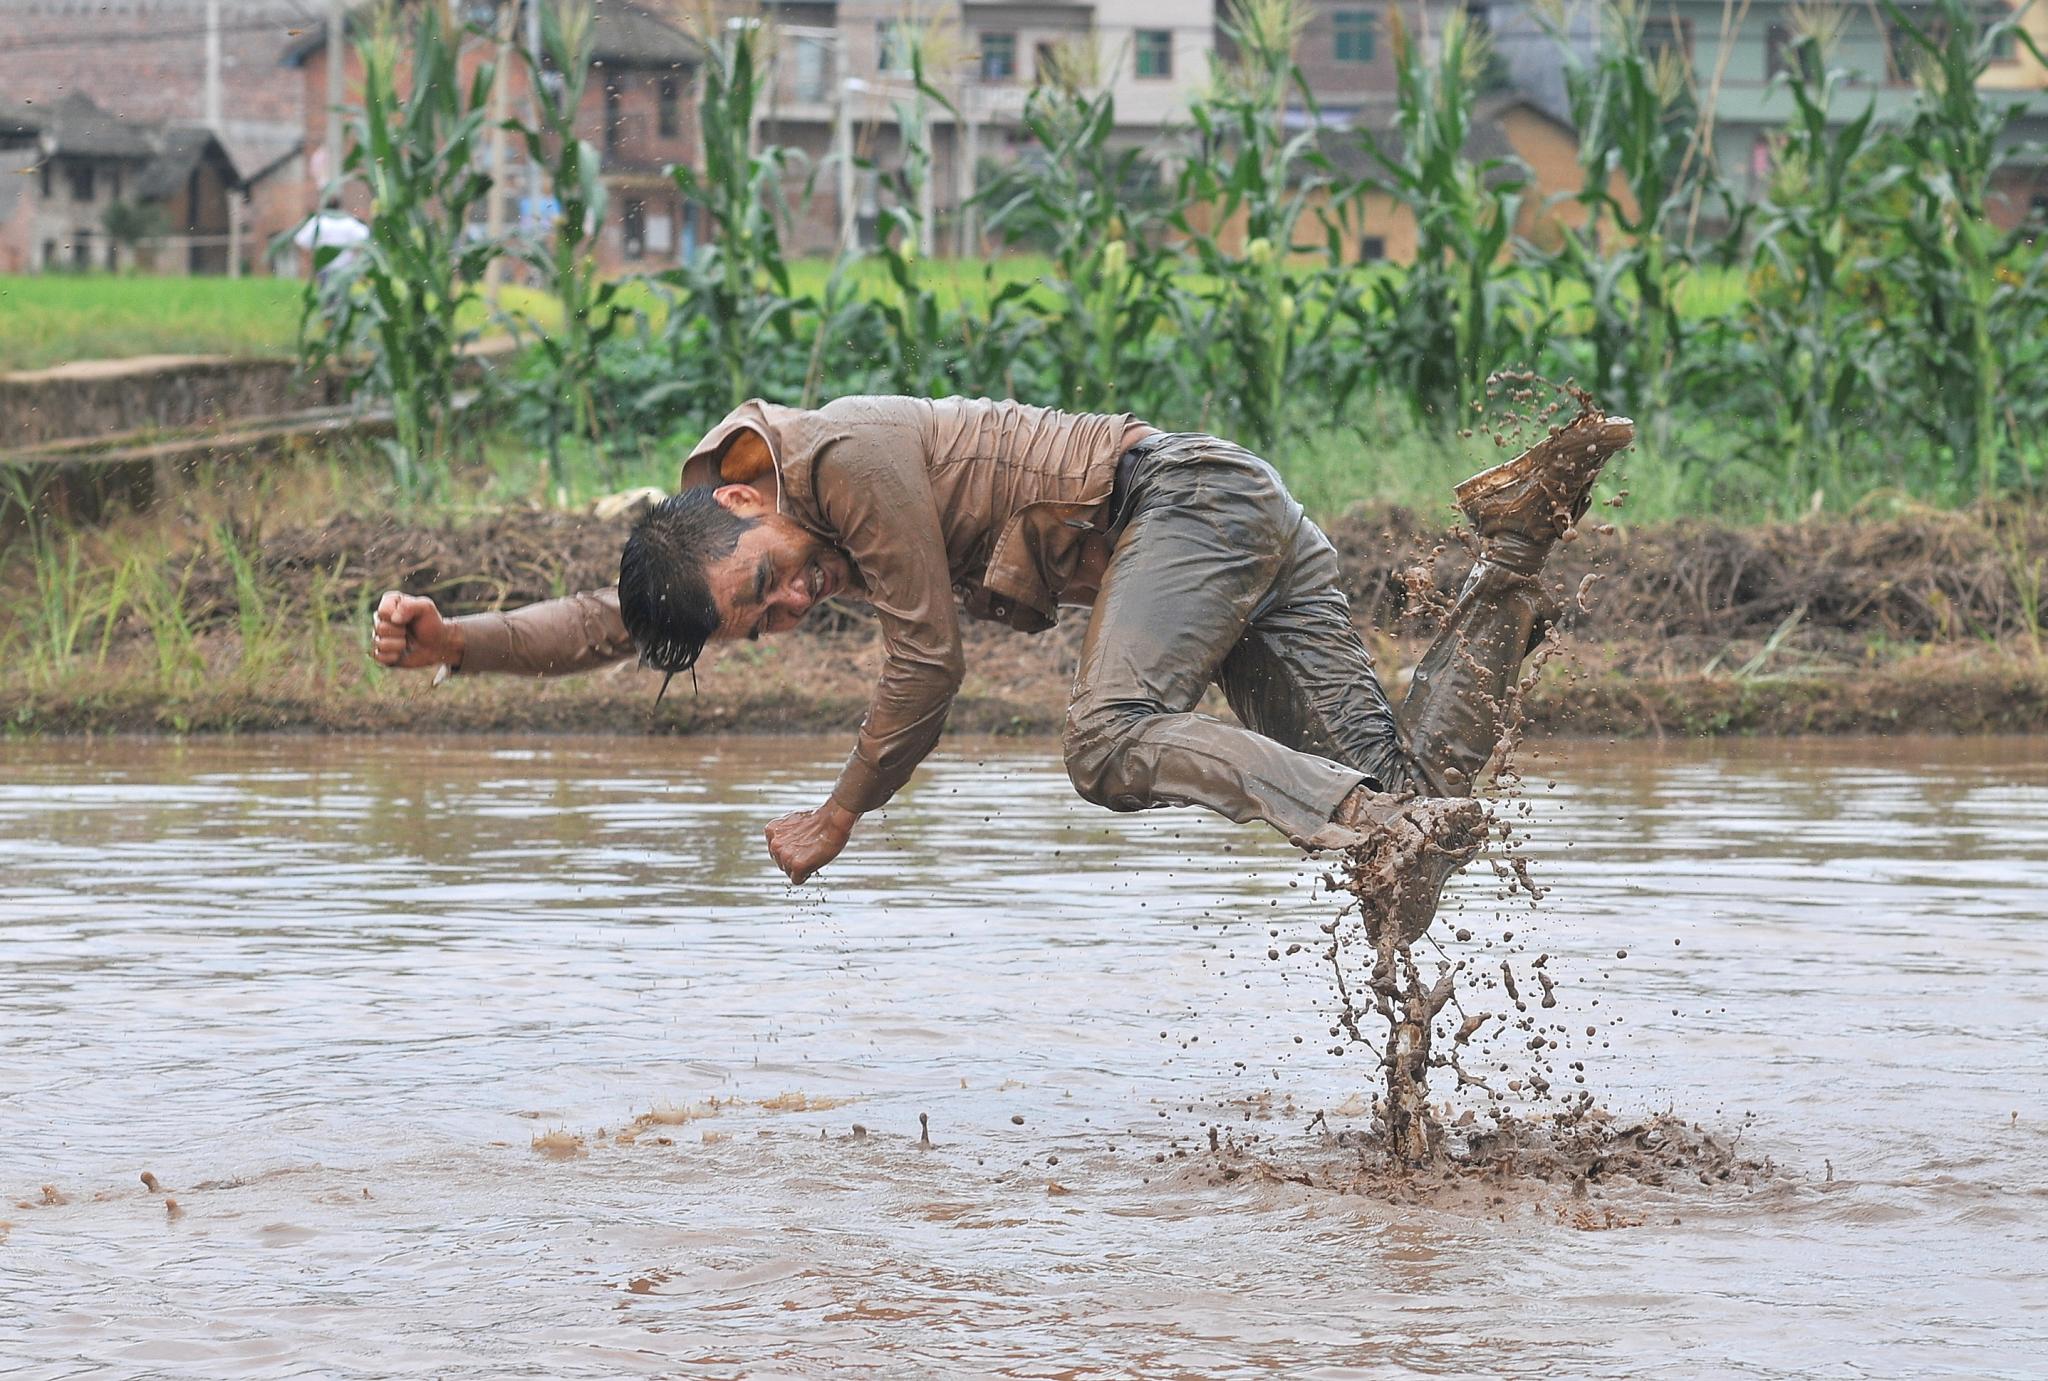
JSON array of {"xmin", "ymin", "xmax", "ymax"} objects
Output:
[
  {"xmin": 1395, "ymin": 559, "xmax": 1552, "ymax": 795},
  {"xmin": 1216, "ymin": 519, "xmax": 1484, "ymax": 950},
  {"xmin": 1400, "ymin": 411, "xmax": 1636, "ymax": 793}
]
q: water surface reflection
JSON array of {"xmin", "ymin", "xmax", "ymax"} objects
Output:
[{"xmin": 2, "ymin": 735, "xmax": 2044, "ymax": 1376}]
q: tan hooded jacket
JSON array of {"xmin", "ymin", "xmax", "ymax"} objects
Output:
[{"xmin": 452, "ymin": 395, "xmax": 1152, "ymax": 814}]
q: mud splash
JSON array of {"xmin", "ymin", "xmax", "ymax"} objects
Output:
[
  {"xmin": 1319, "ymin": 379, "xmax": 1736, "ymax": 1179},
  {"xmin": 1209, "ymin": 1106, "xmax": 1781, "ymax": 1213}
]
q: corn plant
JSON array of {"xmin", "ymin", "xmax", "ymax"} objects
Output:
[
  {"xmin": 659, "ymin": 23, "xmax": 806, "ymax": 413},
  {"xmin": 503, "ymin": 1, "xmax": 636, "ymax": 502},
  {"xmin": 1361, "ymin": 10, "xmax": 1550, "ymax": 426},
  {"xmin": 1743, "ymin": 23, "xmax": 1900, "ymax": 503},
  {"xmin": 1541, "ymin": 0, "xmax": 1713, "ymax": 443},
  {"xmin": 300, "ymin": 1, "xmax": 502, "ymax": 498},
  {"xmin": 1172, "ymin": 0, "xmax": 1357, "ymax": 447},
  {"xmin": 1880, "ymin": 0, "xmax": 2044, "ymax": 500},
  {"xmin": 865, "ymin": 45, "xmax": 956, "ymax": 398},
  {"xmin": 982, "ymin": 79, "xmax": 1182, "ymax": 414}
]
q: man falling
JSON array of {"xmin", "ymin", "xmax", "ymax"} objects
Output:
[{"xmin": 373, "ymin": 397, "xmax": 1632, "ymax": 942}]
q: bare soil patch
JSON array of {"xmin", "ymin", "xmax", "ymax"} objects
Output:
[{"xmin": 4, "ymin": 503, "xmax": 2044, "ymax": 737}]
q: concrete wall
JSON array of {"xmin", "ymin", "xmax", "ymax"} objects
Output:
[{"xmin": 0, "ymin": 355, "xmax": 340, "ymax": 449}]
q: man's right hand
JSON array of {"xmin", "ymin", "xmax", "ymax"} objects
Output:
[{"xmin": 371, "ymin": 591, "xmax": 465, "ymax": 671}]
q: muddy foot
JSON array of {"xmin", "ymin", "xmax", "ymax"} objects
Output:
[
  {"xmin": 1455, "ymin": 413, "xmax": 1635, "ymax": 563},
  {"xmin": 1331, "ymin": 789, "xmax": 1485, "ymax": 947}
]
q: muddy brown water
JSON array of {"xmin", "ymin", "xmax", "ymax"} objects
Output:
[{"xmin": 2, "ymin": 734, "xmax": 2044, "ymax": 1376}]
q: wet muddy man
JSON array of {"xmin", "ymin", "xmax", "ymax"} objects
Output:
[{"xmin": 372, "ymin": 398, "xmax": 1632, "ymax": 941}]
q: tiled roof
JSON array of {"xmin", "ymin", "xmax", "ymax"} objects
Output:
[
  {"xmin": 283, "ymin": 1, "xmax": 699, "ymax": 69},
  {"xmin": 42, "ymin": 93, "xmax": 158, "ymax": 159}
]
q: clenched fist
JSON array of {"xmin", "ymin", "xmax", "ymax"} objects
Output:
[
  {"xmin": 765, "ymin": 801, "xmax": 859, "ymax": 885},
  {"xmin": 371, "ymin": 591, "xmax": 465, "ymax": 671}
]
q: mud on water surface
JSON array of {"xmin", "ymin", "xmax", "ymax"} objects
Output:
[{"xmin": 4, "ymin": 735, "xmax": 2043, "ymax": 1374}]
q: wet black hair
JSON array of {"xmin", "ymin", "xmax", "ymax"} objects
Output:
[{"xmin": 617, "ymin": 488, "xmax": 760, "ymax": 695}]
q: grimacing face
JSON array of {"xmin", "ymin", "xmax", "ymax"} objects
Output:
[{"xmin": 703, "ymin": 485, "xmax": 853, "ymax": 643}]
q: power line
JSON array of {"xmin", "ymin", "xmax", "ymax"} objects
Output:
[{"xmin": 0, "ymin": 15, "xmax": 313, "ymax": 52}]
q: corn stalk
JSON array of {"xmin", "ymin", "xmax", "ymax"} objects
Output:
[{"xmin": 300, "ymin": 2, "xmax": 501, "ymax": 498}]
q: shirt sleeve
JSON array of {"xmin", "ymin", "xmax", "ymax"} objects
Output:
[
  {"xmin": 812, "ymin": 422, "xmax": 965, "ymax": 815},
  {"xmin": 449, "ymin": 587, "xmax": 637, "ymax": 677}
]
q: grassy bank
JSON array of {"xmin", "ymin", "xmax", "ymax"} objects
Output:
[
  {"xmin": 3, "ymin": 257, "xmax": 1748, "ymax": 373},
  {"xmin": 0, "ymin": 275, "xmax": 306, "ymax": 370},
  {"xmin": 0, "ymin": 260, "xmax": 1069, "ymax": 372},
  {"xmin": 4, "ymin": 452, "xmax": 2042, "ymax": 739}
]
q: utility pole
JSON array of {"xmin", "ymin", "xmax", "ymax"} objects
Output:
[
  {"xmin": 532, "ymin": 0, "xmax": 548, "ymax": 247},
  {"xmin": 324, "ymin": 0, "xmax": 344, "ymax": 195},
  {"xmin": 956, "ymin": 89, "xmax": 978, "ymax": 259},
  {"xmin": 204, "ymin": 0, "xmax": 222, "ymax": 129},
  {"xmin": 836, "ymin": 77, "xmax": 856, "ymax": 253},
  {"xmin": 917, "ymin": 114, "xmax": 934, "ymax": 258},
  {"xmin": 482, "ymin": 0, "xmax": 515, "ymax": 298}
]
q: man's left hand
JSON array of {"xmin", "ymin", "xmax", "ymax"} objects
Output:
[{"xmin": 765, "ymin": 801, "xmax": 859, "ymax": 884}]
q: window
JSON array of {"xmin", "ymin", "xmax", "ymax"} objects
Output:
[
  {"xmin": 1134, "ymin": 28, "xmax": 1172, "ymax": 79},
  {"xmin": 980, "ymin": 31, "xmax": 1017, "ymax": 80},
  {"xmin": 622, "ymin": 197, "xmax": 646, "ymax": 260},
  {"xmin": 604, "ymin": 85, "xmax": 621, "ymax": 151},
  {"xmin": 1639, "ymin": 16, "xmax": 1691, "ymax": 68},
  {"xmin": 1334, "ymin": 9, "xmax": 1378, "ymax": 63},
  {"xmin": 39, "ymin": 161, "xmax": 50, "ymax": 198},
  {"xmin": 793, "ymin": 36, "xmax": 829, "ymax": 102},
  {"xmin": 1359, "ymin": 234, "xmax": 1386, "ymax": 262},
  {"xmin": 1886, "ymin": 19, "xmax": 1946, "ymax": 83},
  {"xmin": 68, "ymin": 162, "xmax": 95, "ymax": 202},
  {"xmin": 1766, "ymin": 23, "xmax": 1821, "ymax": 83},
  {"xmin": 658, "ymin": 75, "xmax": 679, "ymax": 137},
  {"xmin": 878, "ymin": 20, "xmax": 914, "ymax": 76}
]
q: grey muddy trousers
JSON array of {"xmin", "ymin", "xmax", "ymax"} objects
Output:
[{"xmin": 1062, "ymin": 433, "xmax": 1546, "ymax": 848}]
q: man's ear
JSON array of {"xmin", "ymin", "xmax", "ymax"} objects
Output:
[{"xmin": 712, "ymin": 483, "xmax": 774, "ymax": 518}]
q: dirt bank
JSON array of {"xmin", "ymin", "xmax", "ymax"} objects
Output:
[{"xmin": 3, "ymin": 504, "xmax": 2045, "ymax": 738}]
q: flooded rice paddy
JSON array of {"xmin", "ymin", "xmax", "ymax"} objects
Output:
[{"xmin": 2, "ymin": 734, "xmax": 2045, "ymax": 1377}]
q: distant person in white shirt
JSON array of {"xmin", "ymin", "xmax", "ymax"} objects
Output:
[{"xmin": 293, "ymin": 198, "xmax": 370, "ymax": 305}]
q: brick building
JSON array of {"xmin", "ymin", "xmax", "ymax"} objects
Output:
[
  {"xmin": 0, "ymin": 0, "xmax": 312, "ymax": 270},
  {"xmin": 748, "ymin": 1, "xmax": 1219, "ymax": 255},
  {"xmin": 282, "ymin": 0, "xmax": 700, "ymax": 275},
  {"xmin": 0, "ymin": 92, "xmax": 251, "ymax": 273}
]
